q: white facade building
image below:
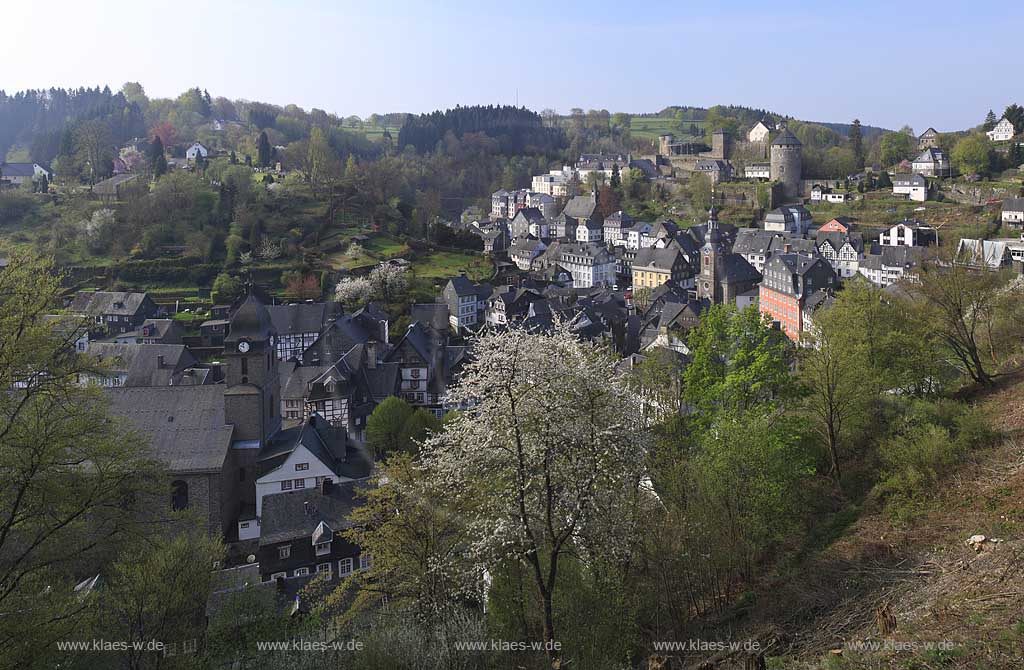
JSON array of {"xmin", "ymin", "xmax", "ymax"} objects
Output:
[{"xmin": 987, "ymin": 118, "xmax": 1015, "ymax": 142}]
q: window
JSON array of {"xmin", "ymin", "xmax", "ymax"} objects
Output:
[
  {"xmin": 270, "ymin": 571, "xmax": 287, "ymax": 581},
  {"xmin": 295, "ymin": 463, "xmax": 309, "ymax": 471},
  {"xmin": 317, "ymin": 563, "xmax": 332, "ymax": 580},
  {"xmin": 241, "ymin": 357, "xmax": 248, "ymax": 375},
  {"xmin": 294, "ymin": 567, "xmax": 310, "ymax": 577},
  {"xmin": 278, "ymin": 545, "xmax": 291, "ymax": 559},
  {"xmin": 240, "ymin": 522, "xmax": 250, "ymax": 529},
  {"xmin": 281, "ymin": 480, "xmax": 293, "ymax": 491},
  {"xmin": 338, "ymin": 558, "xmax": 354, "ymax": 577},
  {"xmin": 359, "ymin": 554, "xmax": 373, "ymax": 571},
  {"xmin": 411, "ymin": 368, "xmax": 421, "ymax": 379},
  {"xmin": 315, "ymin": 541, "xmax": 331, "ymax": 556},
  {"xmin": 170, "ymin": 480, "xmax": 189, "ymax": 511},
  {"xmin": 294, "ymin": 479, "xmax": 306, "ymax": 489}
]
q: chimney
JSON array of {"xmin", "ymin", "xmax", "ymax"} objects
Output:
[
  {"xmin": 303, "ymin": 501, "xmax": 312, "ymax": 516},
  {"xmin": 365, "ymin": 341, "xmax": 377, "ymax": 369},
  {"xmin": 784, "ymin": 243, "xmax": 792, "ymax": 254},
  {"xmin": 321, "ymin": 478, "xmax": 333, "ymax": 495}
]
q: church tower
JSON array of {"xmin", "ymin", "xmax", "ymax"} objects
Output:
[
  {"xmin": 223, "ymin": 293, "xmax": 281, "ymax": 444},
  {"xmin": 697, "ymin": 200, "xmax": 724, "ymax": 303}
]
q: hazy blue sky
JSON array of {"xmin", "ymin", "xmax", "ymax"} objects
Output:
[{"xmin": 6, "ymin": 0, "xmax": 1022, "ymax": 131}]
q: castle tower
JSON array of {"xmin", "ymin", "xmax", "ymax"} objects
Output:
[
  {"xmin": 710, "ymin": 129, "xmax": 731, "ymax": 160},
  {"xmin": 658, "ymin": 134, "xmax": 673, "ymax": 156},
  {"xmin": 770, "ymin": 127, "xmax": 802, "ymax": 200}
]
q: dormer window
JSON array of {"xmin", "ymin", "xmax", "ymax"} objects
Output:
[{"xmin": 315, "ymin": 541, "xmax": 331, "ymax": 556}]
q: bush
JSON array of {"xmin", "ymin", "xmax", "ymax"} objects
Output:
[{"xmin": 875, "ymin": 402, "xmax": 995, "ymax": 522}]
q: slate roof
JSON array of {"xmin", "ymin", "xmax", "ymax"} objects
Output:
[
  {"xmin": 893, "ymin": 174, "xmax": 927, "ymax": 187},
  {"xmin": 860, "ymin": 245, "xmax": 923, "ymax": 270},
  {"xmin": 92, "ymin": 173, "xmax": 139, "ymax": 196},
  {"xmin": 446, "ymin": 275, "xmax": 477, "ymax": 297},
  {"xmin": 562, "ymin": 194, "xmax": 598, "ymax": 220},
  {"xmin": 733, "ymin": 229, "xmax": 777, "ymax": 255},
  {"xmin": 0, "ymin": 162, "xmax": 39, "ymax": 177},
  {"xmin": 226, "ymin": 294, "xmax": 275, "ymax": 343},
  {"xmin": 258, "ymin": 414, "xmax": 362, "ymax": 479},
  {"xmin": 69, "ymin": 291, "xmax": 151, "ymax": 317},
  {"xmin": 259, "ymin": 478, "xmax": 371, "ymax": 546},
  {"xmin": 632, "ymin": 246, "xmax": 683, "ymax": 272},
  {"xmin": 717, "ymin": 253, "xmax": 761, "ymax": 283},
  {"xmin": 266, "ymin": 303, "xmax": 335, "ymax": 336},
  {"xmin": 771, "ymin": 128, "xmax": 802, "ymax": 146},
  {"xmin": 105, "ymin": 385, "xmax": 233, "ymax": 473},
  {"xmin": 89, "ymin": 342, "xmax": 200, "ymax": 386},
  {"xmin": 1002, "ymin": 197, "xmax": 1024, "ymax": 212},
  {"xmin": 409, "ymin": 303, "xmax": 450, "ymax": 333}
]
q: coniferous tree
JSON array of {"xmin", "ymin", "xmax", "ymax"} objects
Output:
[
  {"xmin": 148, "ymin": 135, "xmax": 167, "ymax": 176},
  {"xmin": 984, "ymin": 109, "xmax": 998, "ymax": 131},
  {"xmin": 849, "ymin": 118, "xmax": 864, "ymax": 169},
  {"xmin": 257, "ymin": 131, "xmax": 271, "ymax": 168}
]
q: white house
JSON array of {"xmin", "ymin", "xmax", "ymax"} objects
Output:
[
  {"xmin": 987, "ymin": 118, "xmax": 1015, "ymax": 142},
  {"xmin": 879, "ymin": 220, "xmax": 936, "ymax": 247},
  {"xmin": 912, "ymin": 148, "xmax": 950, "ymax": 178},
  {"xmin": 764, "ymin": 205, "xmax": 813, "ymax": 234},
  {"xmin": 625, "ymin": 222, "xmax": 655, "ymax": 250},
  {"xmin": 532, "ymin": 167, "xmax": 573, "ymax": 197},
  {"xmin": 557, "ymin": 243, "xmax": 615, "ymax": 288},
  {"xmin": 1001, "ymin": 197, "xmax": 1024, "ymax": 226},
  {"xmin": 858, "ymin": 246, "xmax": 922, "ymax": 287},
  {"xmin": 810, "ymin": 185, "xmax": 849, "ymax": 203},
  {"xmin": 0, "ymin": 162, "xmax": 50, "ymax": 186},
  {"xmin": 185, "ymin": 142, "xmax": 209, "ymax": 161},
  {"xmin": 744, "ymin": 163, "xmax": 771, "ymax": 180},
  {"xmin": 815, "ymin": 232, "xmax": 864, "ymax": 279},
  {"xmin": 892, "ymin": 174, "xmax": 928, "ymax": 202},
  {"xmin": 748, "ymin": 120, "xmax": 773, "ymax": 143},
  {"xmin": 251, "ymin": 441, "xmax": 352, "ymax": 540}
]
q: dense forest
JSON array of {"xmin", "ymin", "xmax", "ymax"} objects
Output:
[{"xmin": 397, "ymin": 105, "xmax": 566, "ymax": 155}]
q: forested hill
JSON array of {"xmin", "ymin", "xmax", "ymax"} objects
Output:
[
  {"xmin": 0, "ymin": 87, "xmax": 146, "ymax": 164},
  {"xmin": 397, "ymin": 105, "xmax": 566, "ymax": 155}
]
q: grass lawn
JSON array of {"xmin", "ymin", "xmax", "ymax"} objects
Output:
[
  {"xmin": 629, "ymin": 116, "xmax": 707, "ymax": 142},
  {"xmin": 326, "ymin": 232, "xmax": 411, "ymax": 270},
  {"xmin": 411, "ymin": 251, "xmax": 493, "ymax": 281}
]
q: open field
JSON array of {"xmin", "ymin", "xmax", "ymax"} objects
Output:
[
  {"xmin": 410, "ymin": 250, "xmax": 492, "ymax": 281},
  {"xmin": 629, "ymin": 116, "xmax": 707, "ymax": 141}
]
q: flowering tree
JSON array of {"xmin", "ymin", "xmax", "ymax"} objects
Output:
[
  {"xmin": 368, "ymin": 262, "xmax": 408, "ymax": 304},
  {"xmin": 334, "ymin": 276, "xmax": 373, "ymax": 308},
  {"xmin": 420, "ymin": 323, "xmax": 647, "ymax": 667}
]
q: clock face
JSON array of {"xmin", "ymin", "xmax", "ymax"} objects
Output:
[{"xmin": 237, "ymin": 340, "xmax": 251, "ymax": 353}]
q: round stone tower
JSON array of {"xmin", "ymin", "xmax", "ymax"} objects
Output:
[{"xmin": 770, "ymin": 127, "xmax": 802, "ymax": 200}]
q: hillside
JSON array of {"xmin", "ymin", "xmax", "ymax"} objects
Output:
[{"xmin": 662, "ymin": 370, "xmax": 1024, "ymax": 670}]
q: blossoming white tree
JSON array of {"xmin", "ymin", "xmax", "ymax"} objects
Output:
[{"xmin": 421, "ymin": 322, "xmax": 647, "ymax": 667}]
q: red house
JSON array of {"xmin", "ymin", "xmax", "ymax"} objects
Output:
[{"xmin": 759, "ymin": 251, "xmax": 838, "ymax": 341}]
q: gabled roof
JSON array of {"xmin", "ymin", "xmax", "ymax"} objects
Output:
[
  {"xmin": 105, "ymin": 385, "xmax": 233, "ymax": 473},
  {"xmin": 87, "ymin": 342, "xmax": 199, "ymax": 386},
  {"xmin": 446, "ymin": 275, "xmax": 477, "ymax": 297},
  {"xmin": 562, "ymin": 194, "xmax": 598, "ymax": 220},
  {"xmin": 259, "ymin": 478, "xmax": 370, "ymax": 546},
  {"xmin": 1002, "ymin": 197, "xmax": 1024, "ymax": 212},
  {"xmin": 0, "ymin": 162, "xmax": 40, "ymax": 177},
  {"xmin": 69, "ymin": 290, "xmax": 151, "ymax": 317},
  {"xmin": 259, "ymin": 414, "xmax": 366, "ymax": 479},
  {"xmin": 226, "ymin": 294, "xmax": 275, "ymax": 343},
  {"xmin": 266, "ymin": 303, "xmax": 335, "ymax": 336}
]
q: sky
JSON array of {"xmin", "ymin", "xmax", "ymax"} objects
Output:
[{"xmin": 5, "ymin": 0, "xmax": 1023, "ymax": 132}]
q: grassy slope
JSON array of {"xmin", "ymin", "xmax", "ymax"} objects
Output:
[{"xmin": 629, "ymin": 116, "xmax": 708, "ymax": 142}]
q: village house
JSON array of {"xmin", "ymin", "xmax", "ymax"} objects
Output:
[
  {"xmin": 986, "ymin": 117, "xmax": 1015, "ymax": 142},
  {"xmin": 764, "ymin": 205, "xmax": 813, "ymax": 235},
  {"xmin": 815, "ymin": 230, "xmax": 864, "ymax": 278},
  {"xmin": 257, "ymin": 478, "xmax": 371, "ymax": 583},
  {"xmin": 759, "ymin": 252, "xmax": 839, "ymax": 341},
  {"xmin": 918, "ymin": 127, "xmax": 939, "ymax": 150},
  {"xmin": 383, "ymin": 317, "xmax": 461, "ymax": 417},
  {"xmin": 84, "ymin": 342, "xmax": 205, "ymax": 387},
  {"xmin": 442, "ymin": 275, "xmax": 492, "ymax": 332},
  {"xmin": 911, "ymin": 148, "xmax": 950, "ymax": 178},
  {"xmin": 92, "ymin": 173, "xmax": 140, "ymax": 203},
  {"xmin": 818, "ymin": 217, "xmax": 857, "ymax": 233},
  {"xmin": 625, "ymin": 222, "xmax": 656, "ymax": 250},
  {"xmin": 858, "ymin": 246, "xmax": 923, "ymax": 286},
  {"xmin": 879, "ymin": 220, "xmax": 936, "ymax": 247},
  {"xmin": 509, "ymin": 207, "xmax": 549, "ymax": 239},
  {"xmin": 531, "ymin": 167, "xmax": 573, "ymax": 197},
  {"xmin": 892, "ymin": 174, "xmax": 929, "ymax": 202},
  {"xmin": 185, "ymin": 142, "xmax": 209, "ymax": 161},
  {"xmin": 810, "ymin": 184, "xmax": 849, "ymax": 203},
  {"xmin": 1001, "ymin": 197, "xmax": 1024, "ymax": 228},
  {"xmin": 631, "ymin": 246, "xmax": 692, "ymax": 291},
  {"xmin": 477, "ymin": 221, "xmax": 511, "ymax": 254},
  {"xmin": 109, "ymin": 318, "xmax": 184, "ymax": 345},
  {"xmin": 266, "ymin": 302, "xmax": 341, "ymax": 361},
  {"xmin": 0, "ymin": 161, "xmax": 50, "ymax": 186},
  {"xmin": 576, "ymin": 152, "xmax": 629, "ymax": 182},
  {"xmin": 744, "ymin": 163, "xmax": 771, "ymax": 180},
  {"xmin": 509, "ymin": 237, "xmax": 547, "ymax": 270},
  {"xmin": 694, "ymin": 158, "xmax": 733, "ymax": 183},
  {"xmin": 68, "ymin": 290, "xmax": 159, "ymax": 335},
  {"xmin": 602, "ymin": 210, "xmax": 634, "ymax": 247},
  {"xmin": 556, "ymin": 242, "xmax": 616, "ymax": 288},
  {"xmin": 748, "ymin": 119, "xmax": 774, "ymax": 143}
]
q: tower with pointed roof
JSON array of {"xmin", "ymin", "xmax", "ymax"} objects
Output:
[{"xmin": 697, "ymin": 200, "xmax": 725, "ymax": 302}]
